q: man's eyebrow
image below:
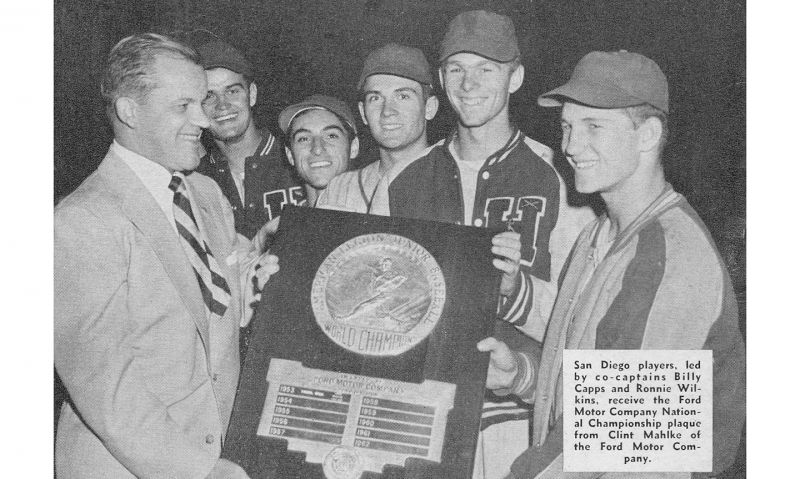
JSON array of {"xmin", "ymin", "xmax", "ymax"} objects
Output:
[
  {"xmin": 292, "ymin": 124, "xmax": 345, "ymax": 139},
  {"xmin": 562, "ymin": 115, "xmax": 612, "ymax": 123},
  {"xmin": 208, "ymin": 82, "xmax": 245, "ymax": 92},
  {"xmin": 394, "ymin": 86, "xmax": 419, "ymax": 95},
  {"xmin": 322, "ymin": 124, "xmax": 345, "ymax": 133},
  {"xmin": 581, "ymin": 116, "xmax": 614, "ymax": 123},
  {"xmin": 291, "ymin": 128, "xmax": 311, "ymax": 140}
]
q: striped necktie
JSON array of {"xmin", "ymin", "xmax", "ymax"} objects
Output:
[{"xmin": 168, "ymin": 173, "xmax": 231, "ymax": 320}]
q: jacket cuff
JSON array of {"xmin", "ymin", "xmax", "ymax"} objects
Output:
[
  {"xmin": 492, "ymin": 351, "xmax": 536, "ymax": 403},
  {"xmin": 497, "ymin": 271, "xmax": 533, "ymax": 326}
]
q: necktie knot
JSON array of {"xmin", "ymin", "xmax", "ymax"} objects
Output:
[{"xmin": 168, "ymin": 173, "xmax": 185, "ymax": 193}]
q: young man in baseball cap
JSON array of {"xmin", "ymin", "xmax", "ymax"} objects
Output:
[
  {"xmin": 316, "ymin": 43, "xmax": 439, "ymax": 213},
  {"xmin": 196, "ymin": 38, "xmax": 305, "ymax": 240},
  {"xmin": 480, "ymin": 50, "xmax": 745, "ymax": 478},
  {"xmin": 380, "ymin": 11, "xmax": 596, "ymax": 478},
  {"xmin": 278, "ymin": 94, "xmax": 359, "ymax": 207}
]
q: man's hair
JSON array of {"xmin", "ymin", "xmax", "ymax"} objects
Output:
[
  {"xmin": 101, "ymin": 33, "xmax": 199, "ymax": 108},
  {"xmin": 421, "ymin": 83, "xmax": 433, "ymax": 99},
  {"xmin": 439, "ymin": 55, "xmax": 522, "ymax": 76},
  {"xmin": 625, "ymin": 104, "xmax": 669, "ymax": 155},
  {"xmin": 360, "ymin": 80, "xmax": 434, "ymax": 101},
  {"xmin": 507, "ymin": 56, "xmax": 522, "ymax": 72},
  {"xmin": 286, "ymin": 109, "xmax": 357, "ymax": 145}
]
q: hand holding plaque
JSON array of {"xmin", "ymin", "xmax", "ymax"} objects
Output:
[{"xmin": 223, "ymin": 206, "xmax": 500, "ymax": 479}]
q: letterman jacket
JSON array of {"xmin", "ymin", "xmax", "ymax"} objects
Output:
[
  {"xmin": 388, "ymin": 129, "xmax": 596, "ymax": 341},
  {"xmin": 198, "ymin": 131, "xmax": 305, "ymax": 239},
  {"xmin": 386, "ymin": 129, "xmax": 596, "ymax": 444}
]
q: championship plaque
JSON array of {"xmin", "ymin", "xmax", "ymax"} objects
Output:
[{"xmin": 224, "ymin": 206, "xmax": 501, "ymax": 478}]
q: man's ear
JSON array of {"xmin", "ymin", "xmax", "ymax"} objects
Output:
[
  {"xmin": 114, "ymin": 97, "xmax": 138, "ymax": 129},
  {"xmin": 358, "ymin": 101, "xmax": 368, "ymax": 126},
  {"xmin": 349, "ymin": 136, "xmax": 360, "ymax": 160},
  {"xmin": 285, "ymin": 146, "xmax": 295, "ymax": 166},
  {"xmin": 638, "ymin": 116, "xmax": 664, "ymax": 153},
  {"xmin": 508, "ymin": 64, "xmax": 525, "ymax": 94},
  {"xmin": 424, "ymin": 95, "xmax": 439, "ymax": 121},
  {"xmin": 249, "ymin": 82, "xmax": 258, "ymax": 108}
]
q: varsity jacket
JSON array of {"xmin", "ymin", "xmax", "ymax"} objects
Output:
[
  {"xmin": 388, "ymin": 129, "xmax": 596, "ymax": 341},
  {"xmin": 505, "ymin": 186, "xmax": 745, "ymax": 478},
  {"xmin": 198, "ymin": 131, "xmax": 305, "ymax": 239},
  {"xmin": 386, "ymin": 129, "xmax": 596, "ymax": 455}
]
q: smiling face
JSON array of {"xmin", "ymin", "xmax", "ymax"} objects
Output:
[
  {"xmin": 286, "ymin": 109, "xmax": 356, "ymax": 190},
  {"xmin": 133, "ymin": 54, "xmax": 210, "ymax": 172},
  {"xmin": 440, "ymin": 52, "xmax": 523, "ymax": 130},
  {"xmin": 359, "ymin": 74, "xmax": 434, "ymax": 152},
  {"xmin": 202, "ymin": 67, "xmax": 256, "ymax": 142},
  {"xmin": 560, "ymin": 102, "xmax": 643, "ymax": 197}
]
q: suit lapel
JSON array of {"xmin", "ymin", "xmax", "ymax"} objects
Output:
[{"xmin": 98, "ymin": 151, "xmax": 212, "ymax": 351}]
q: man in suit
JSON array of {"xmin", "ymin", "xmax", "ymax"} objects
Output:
[{"xmin": 55, "ymin": 33, "xmax": 276, "ymax": 478}]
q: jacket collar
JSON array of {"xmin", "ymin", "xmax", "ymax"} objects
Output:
[
  {"xmin": 591, "ymin": 184, "xmax": 683, "ymax": 257},
  {"xmin": 445, "ymin": 127, "xmax": 523, "ymax": 168},
  {"xmin": 207, "ymin": 129, "xmax": 275, "ymax": 166}
]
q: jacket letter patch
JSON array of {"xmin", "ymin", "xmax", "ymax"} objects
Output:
[{"xmin": 483, "ymin": 196, "xmax": 546, "ymax": 268}]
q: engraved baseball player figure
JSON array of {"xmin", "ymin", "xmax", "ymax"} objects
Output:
[
  {"xmin": 336, "ymin": 257, "xmax": 416, "ymax": 332},
  {"xmin": 370, "ymin": 258, "xmax": 408, "ymax": 297}
]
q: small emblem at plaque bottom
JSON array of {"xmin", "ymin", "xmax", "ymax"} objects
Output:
[{"xmin": 323, "ymin": 446, "xmax": 363, "ymax": 479}]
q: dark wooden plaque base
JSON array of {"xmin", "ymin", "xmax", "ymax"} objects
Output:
[{"xmin": 223, "ymin": 206, "xmax": 500, "ymax": 479}]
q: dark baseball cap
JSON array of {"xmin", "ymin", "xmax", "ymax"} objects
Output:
[
  {"xmin": 538, "ymin": 50, "xmax": 669, "ymax": 113},
  {"xmin": 196, "ymin": 38, "xmax": 254, "ymax": 79},
  {"xmin": 357, "ymin": 43, "xmax": 433, "ymax": 91},
  {"xmin": 439, "ymin": 10, "xmax": 520, "ymax": 63},
  {"xmin": 278, "ymin": 94, "xmax": 358, "ymax": 135}
]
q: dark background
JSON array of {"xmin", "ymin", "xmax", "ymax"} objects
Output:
[
  {"xmin": 54, "ymin": 0, "xmax": 745, "ymax": 475},
  {"xmin": 54, "ymin": 0, "xmax": 746, "ymax": 309}
]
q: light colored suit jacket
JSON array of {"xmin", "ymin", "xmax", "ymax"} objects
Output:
[{"xmin": 55, "ymin": 147, "xmax": 244, "ymax": 478}]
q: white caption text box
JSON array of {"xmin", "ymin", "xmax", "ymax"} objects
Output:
[{"xmin": 563, "ymin": 350, "xmax": 712, "ymax": 472}]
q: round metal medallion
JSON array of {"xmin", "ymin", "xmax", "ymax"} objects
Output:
[
  {"xmin": 322, "ymin": 446, "xmax": 363, "ymax": 479},
  {"xmin": 312, "ymin": 233, "xmax": 446, "ymax": 356}
]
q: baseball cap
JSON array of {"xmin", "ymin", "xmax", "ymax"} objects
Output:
[
  {"xmin": 357, "ymin": 43, "xmax": 433, "ymax": 91},
  {"xmin": 278, "ymin": 94, "xmax": 358, "ymax": 135},
  {"xmin": 439, "ymin": 10, "xmax": 520, "ymax": 63},
  {"xmin": 196, "ymin": 38, "xmax": 254, "ymax": 79},
  {"xmin": 538, "ymin": 50, "xmax": 669, "ymax": 113}
]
